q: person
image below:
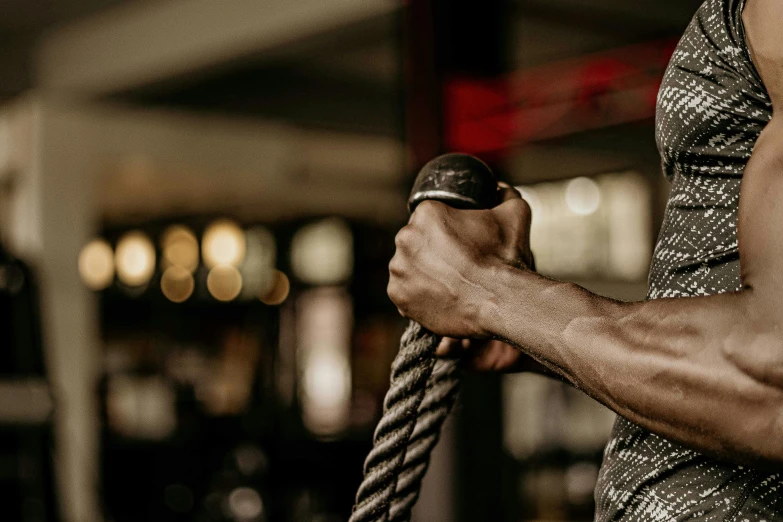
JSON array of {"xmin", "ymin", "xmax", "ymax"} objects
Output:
[{"xmin": 387, "ymin": 0, "xmax": 783, "ymax": 519}]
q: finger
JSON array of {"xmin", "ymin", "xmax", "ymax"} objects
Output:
[
  {"xmin": 436, "ymin": 337, "xmax": 465, "ymax": 357},
  {"xmin": 463, "ymin": 339, "xmax": 524, "ymax": 373},
  {"xmin": 497, "ymin": 182, "xmax": 522, "ymax": 202},
  {"xmin": 409, "ymin": 199, "xmax": 447, "ymax": 225},
  {"xmin": 494, "ymin": 195, "xmax": 532, "ymax": 231}
]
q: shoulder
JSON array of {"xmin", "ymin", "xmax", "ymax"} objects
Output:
[
  {"xmin": 743, "ymin": 0, "xmax": 783, "ymax": 37},
  {"xmin": 743, "ymin": 0, "xmax": 783, "ymax": 108}
]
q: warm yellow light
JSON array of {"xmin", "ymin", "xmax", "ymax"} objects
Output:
[
  {"xmin": 161, "ymin": 225, "xmax": 199, "ymax": 273},
  {"xmin": 160, "ymin": 266, "xmax": 195, "ymax": 303},
  {"xmin": 78, "ymin": 239, "xmax": 115, "ymax": 290},
  {"xmin": 302, "ymin": 350, "xmax": 351, "ymax": 429},
  {"xmin": 202, "ymin": 220, "xmax": 246, "ymax": 269},
  {"xmin": 297, "ymin": 288, "xmax": 352, "ymax": 436},
  {"xmin": 291, "ymin": 218, "xmax": 353, "ymax": 285},
  {"xmin": 115, "ymin": 231, "xmax": 156, "ymax": 287},
  {"xmin": 207, "ymin": 265, "xmax": 243, "ymax": 302},
  {"xmin": 260, "ymin": 270, "xmax": 290, "ymax": 306}
]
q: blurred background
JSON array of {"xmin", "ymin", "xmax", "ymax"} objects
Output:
[{"xmin": 0, "ymin": 0, "xmax": 704, "ymax": 521}]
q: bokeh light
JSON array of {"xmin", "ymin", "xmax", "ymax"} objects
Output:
[
  {"xmin": 227, "ymin": 487, "xmax": 263, "ymax": 520},
  {"xmin": 115, "ymin": 231, "xmax": 156, "ymax": 287},
  {"xmin": 160, "ymin": 266, "xmax": 195, "ymax": 303},
  {"xmin": 78, "ymin": 239, "xmax": 115, "ymax": 290},
  {"xmin": 259, "ymin": 270, "xmax": 290, "ymax": 305},
  {"xmin": 207, "ymin": 265, "xmax": 243, "ymax": 302},
  {"xmin": 303, "ymin": 351, "xmax": 351, "ymax": 418},
  {"xmin": 517, "ymin": 172, "xmax": 650, "ymax": 280},
  {"xmin": 297, "ymin": 288, "xmax": 352, "ymax": 436},
  {"xmin": 291, "ymin": 218, "xmax": 353, "ymax": 285},
  {"xmin": 202, "ymin": 219, "xmax": 246, "ymax": 269},
  {"xmin": 161, "ymin": 225, "xmax": 199, "ymax": 273},
  {"xmin": 565, "ymin": 177, "xmax": 601, "ymax": 216}
]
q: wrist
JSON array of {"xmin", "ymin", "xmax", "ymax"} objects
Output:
[
  {"xmin": 476, "ymin": 262, "xmax": 534, "ymax": 339},
  {"xmin": 476, "ymin": 263, "xmax": 620, "ymax": 351}
]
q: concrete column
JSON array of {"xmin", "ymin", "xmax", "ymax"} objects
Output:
[{"xmin": 5, "ymin": 97, "xmax": 102, "ymax": 522}]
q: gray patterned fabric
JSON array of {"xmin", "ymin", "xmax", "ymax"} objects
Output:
[{"xmin": 594, "ymin": 0, "xmax": 783, "ymax": 520}]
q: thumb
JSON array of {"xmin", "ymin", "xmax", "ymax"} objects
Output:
[{"xmin": 497, "ymin": 182, "xmax": 522, "ymax": 203}]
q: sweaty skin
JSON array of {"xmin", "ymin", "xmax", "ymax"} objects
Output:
[{"xmin": 388, "ymin": 0, "xmax": 783, "ymax": 468}]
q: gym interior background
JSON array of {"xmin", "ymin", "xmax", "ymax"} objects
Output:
[{"xmin": 0, "ymin": 0, "xmax": 705, "ymax": 521}]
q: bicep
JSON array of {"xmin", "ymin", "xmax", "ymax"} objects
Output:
[
  {"xmin": 744, "ymin": 0, "xmax": 783, "ymax": 110},
  {"xmin": 738, "ymin": 117, "xmax": 783, "ymax": 294},
  {"xmin": 738, "ymin": 0, "xmax": 783, "ymax": 292}
]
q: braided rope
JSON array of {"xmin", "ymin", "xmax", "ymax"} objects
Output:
[
  {"xmin": 350, "ymin": 321, "xmax": 461, "ymax": 522},
  {"xmin": 388, "ymin": 357, "xmax": 461, "ymax": 521}
]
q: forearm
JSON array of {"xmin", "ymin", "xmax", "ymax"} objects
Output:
[{"xmin": 481, "ymin": 265, "xmax": 783, "ymax": 466}]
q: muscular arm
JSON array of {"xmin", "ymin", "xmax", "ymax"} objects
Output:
[
  {"xmin": 390, "ymin": 0, "xmax": 783, "ymax": 466},
  {"xmin": 480, "ymin": 0, "xmax": 783, "ymax": 466}
]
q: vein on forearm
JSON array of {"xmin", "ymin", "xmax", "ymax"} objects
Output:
[{"xmin": 486, "ymin": 267, "xmax": 783, "ymax": 465}]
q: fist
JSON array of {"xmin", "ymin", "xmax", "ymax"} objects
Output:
[{"xmin": 387, "ymin": 184, "xmax": 534, "ymax": 338}]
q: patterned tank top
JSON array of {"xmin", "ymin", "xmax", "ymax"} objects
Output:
[{"xmin": 594, "ymin": 0, "xmax": 783, "ymax": 520}]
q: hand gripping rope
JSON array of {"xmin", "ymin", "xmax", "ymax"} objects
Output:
[{"xmin": 350, "ymin": 154, "xmax": 499, "ymax": 522}]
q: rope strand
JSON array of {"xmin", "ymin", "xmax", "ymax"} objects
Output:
[
  {"xmin": 388, "ymin": 358, "xmax": 461, "ymax": 522},
  {"xmin": 350, "ymin": 322, "xmax": 461, "ymax": 522}
]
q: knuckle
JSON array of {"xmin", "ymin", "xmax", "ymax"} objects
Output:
[
  {"xmin": 411, "ymin": 200, "xmax": 440, "ymax": 223},
  {"xmin": 416, "ymin": 199, "xmax": 437, "ymax": 214},
  {"xmin": 511, "ymin": 197, "xmax": 532, "ymax": 219},
  {"xmin": 394, "ymin": 225, "xmax": 415, "ymax": 250},
  {"xmin": 387, "ymin": 281, "xmax": 408, "ymax": 312},
  {"xmin": 388, "ymin": 256, "xmax": 402, "ymax": 276},
  {"xmin": 521, "ymin": 198, "xmax": 532, "ymax": 216},
  {"xmin": 499, "ymin": 183, "xmax": 523, "ymax": 201},
  {"xmin": 386, "ymin": 279, "xmax": 399, "ymax": 301},
  {"xmin": 506, "ymin": 199, "xmax": 533, "ymax": 234},
  {"xmin": 501, "ymin": 246, "xmax": 521, "ymax": 266}
]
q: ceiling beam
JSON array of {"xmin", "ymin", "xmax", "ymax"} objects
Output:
[
  {"xmin": 35, "ymin": 0, "xmax": 398, "ymax": 97},
  {"xmin": 513, "ymin": 0, "xmax": 700, "ymax": 39}
]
